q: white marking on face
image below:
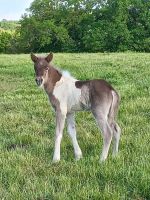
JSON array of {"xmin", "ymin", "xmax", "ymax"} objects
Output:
[
  {"xmin": 39, "ymin": 61, "xmax": 44, "ymax": 66},
  {"xmin": 39, "ymin": 82, "xmax": 44, "ymax": 89},
  {"xmin": 38, "ymin": 69, "xmax": 49, "ymax": 89}
]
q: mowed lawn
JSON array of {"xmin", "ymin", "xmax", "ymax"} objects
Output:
[{"xmin": 0, "ymin": 53, "xmax": 150, "ymax": 200}]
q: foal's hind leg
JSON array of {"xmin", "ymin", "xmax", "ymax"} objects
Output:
[
  {"xmin": 93, "ymin": 111, "xmax": 113, "ymax": 162},
  {"xmin": 112, "ymin": 122, "xmax": 121, "ymax": 156}
]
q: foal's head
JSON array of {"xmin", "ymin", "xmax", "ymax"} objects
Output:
[{"xmin": 31, "ymin": 53, "xmax": 53, "ymax": 87}]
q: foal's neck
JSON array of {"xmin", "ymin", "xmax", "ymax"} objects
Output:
[{"xmin": 44, "ymin": 66, "xmax": 62, "ymax": 94}]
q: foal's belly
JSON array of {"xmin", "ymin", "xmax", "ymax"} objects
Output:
[
  {"xmin": 70, "ymin": 100, "xmax": 91, "ymax": 112},
  {"xmin": 71, "ymin": 102, "xmax": 83, "ymax": 112},
  {"xmin": 68, "ymin": 86, "xmax": 91, "ymax": 112}
]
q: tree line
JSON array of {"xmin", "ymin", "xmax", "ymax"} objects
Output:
[{"xmin": 0, "ymin": 0, "xmax": 150, "ymax": 53}]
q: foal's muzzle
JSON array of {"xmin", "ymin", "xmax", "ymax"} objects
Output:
[{"xmin": 35, "ymin": 78, "xmax": 43, "ymax": 86}]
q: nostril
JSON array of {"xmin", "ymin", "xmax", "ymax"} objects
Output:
[
  {"xmin": 35, "ymin": 78, "xmax": 43, "ymax": 86},
  {"xmin": 35, "ymin": 78, "xmax": 38, "ymax": 83}
]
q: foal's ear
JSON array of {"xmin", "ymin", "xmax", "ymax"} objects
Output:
[
  {"xmin": 45, "ymin": 52, "xmax": 53, "ymax": 63},
  {"xmin": 31, "ymin": 53, "xmax": 38, "ymax": 63}
]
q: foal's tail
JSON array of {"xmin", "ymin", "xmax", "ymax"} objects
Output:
[{"xmin": 108, "ymin": 90, "xmax": 120, "ymax": 124}]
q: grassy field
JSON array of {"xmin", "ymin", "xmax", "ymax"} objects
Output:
[{"xmin": 0, "ymin": 53, "xmax": 150, "ymax": 200}]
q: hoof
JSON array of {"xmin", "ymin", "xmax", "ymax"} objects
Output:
[
  {"xmin": 112, "ymin": 151, "xmax": 118, "ymax": 157},
  {"xmin": 99, "ymin": 157, "xmax": 106, "ymax": 163},
  {"xmin": 75, "ymin": 154, "xmax": 83, "ymax": 161},
  {"xmin": 52, "ymin": 159, "xmax": 60, "ymax": 163}
]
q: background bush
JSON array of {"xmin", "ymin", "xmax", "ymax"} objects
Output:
[{"xmin": 0, "ymin": 0, "xmax": 150, "ymax": 53}]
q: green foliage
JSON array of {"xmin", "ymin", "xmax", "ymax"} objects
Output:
[
  {"xmin": 0, "ymin": 20, "xmax": 21, "ymax": 53},
  {"xmin": 0, "ymin": 53, "xmax": 150, "ymax": 199},
  {"xmin": 0, "ymin": 20, "xmax": 19, "ymax": 31},
  {"xmin": 128, "ymin": 0, "xmax": 150, "ymax": 51},
  {"xmin": 0, "ymin": 31, "xmax": 12, "ymax": 53},
  {"xmin": 18, "ymin": 0, "xmax": 150, "ymax": 53},
  {"xmin": 1, "ymin": 0, "xmax": 150, "ymax": 53}
]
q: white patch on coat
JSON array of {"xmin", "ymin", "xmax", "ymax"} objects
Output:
[
  {"xmin": 53, "ymin": 72, "xmax": 82, "ymax": 113},
  {"xmin": 62, "ymin": 70, "xmax": 71, "ymax": 78}
]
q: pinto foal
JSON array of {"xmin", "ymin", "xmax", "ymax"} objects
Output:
[{"xmin": 31, "ymin": 53, "xmax": 121, "ymax": 162}]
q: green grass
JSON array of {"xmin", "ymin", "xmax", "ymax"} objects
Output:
[{"xmin": 0, "ymin": 53, "xmax": 150, "ymax": 200}]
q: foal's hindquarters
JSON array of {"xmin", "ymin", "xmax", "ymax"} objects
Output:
[{"xmin": 76, "ymin": 80, "xmax": 121, "ymax": 162}]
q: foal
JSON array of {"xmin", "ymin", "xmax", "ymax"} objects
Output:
[{"xmin": 31, "ymin": 53, "xmax": 121, "ymax": 162}]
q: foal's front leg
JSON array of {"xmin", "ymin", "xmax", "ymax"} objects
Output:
[{"xmin": 52, "ymin": 110, "xmax": 66, "ymax": 163}]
